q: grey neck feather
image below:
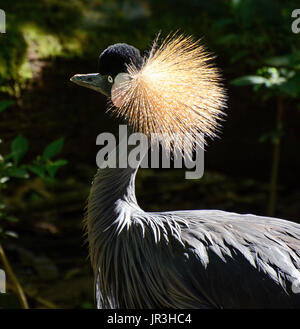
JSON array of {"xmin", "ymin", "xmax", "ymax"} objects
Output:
[{"xmin": 85, "ymin": 126, "xmax": 145, "ymax": 273}]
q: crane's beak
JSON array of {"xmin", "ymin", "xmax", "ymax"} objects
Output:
[{"xmin": 70, "ymin": 73, "xmax": 111, "ymax": 97}]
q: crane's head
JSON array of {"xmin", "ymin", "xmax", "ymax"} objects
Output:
[
  {"xmin": 70, "ymin": 33, "xmax": 227, "ymax": 153},
  {"xmin": 70, "ymin": 43, "xmax": 143, "ymax": 99}
]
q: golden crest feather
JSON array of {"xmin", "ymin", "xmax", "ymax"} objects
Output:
[{"xmin": 108, "ymin": 33, "xmax": 227, "ymax": 155}]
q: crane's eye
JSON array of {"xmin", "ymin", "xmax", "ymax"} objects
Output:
[{"xmin": 108, "ymin": 76, "xmax": 113, "ymax": 83}]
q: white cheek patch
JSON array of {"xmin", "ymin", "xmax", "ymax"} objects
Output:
[{"xmin": 111, "ymin": 73, "xmax": 130, "ymax": 108}]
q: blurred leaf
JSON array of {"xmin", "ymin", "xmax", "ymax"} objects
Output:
[
  {"xmin": 45, "ymin": 159, "xmax": 68, "ymax": 178},
  {"xmin": 278, "ymin": 72, "xmax": 300, "ymax": 97},
  {"xmin": 52, "ymin": 159, "xmax": 68, "ymax": 166},
  {"xmin": 216, "ymin": 34, "xmax": 238, "ymax": 45},
  {"xmin": 212, "ymin": 18, "xmax": 233, "ymax": 29},
  {"xmin": 28, "ymin": 164, "xmax": 45, "ymax": 177},
  {"xmin": 265, "ymin": 55, "xmax": 292, "ymax": 67},
  {"xmin": 231, "ymin": 75, "xmax": 266, "ymax": 86},
  {"xmin": 6, "ymin": 167, "xmax": 29, "ymax": 179},
  {"xmin": 231, "ymin": 50, "xmax": 248, "ymax": 63},
  {"xmin": 80, "ymin": 301, "xmax": 94, "ymax": 309},
  {"xmin": 265, "ymin": 52, "xmax": 300, "ymax": 67},
  {"xmin": 42, "ymin": 138, "xmax": 64, "ymax": 160},
  {"xmin": 0, "ymin": 100, "xmax": 14, "ymax": 112},
  {"xmin": 11, "ymin": 135, "xmax": 28, "ymax": 165},
  {"xmin": 0, "ymin": 177, "xmax": 9, "ymax": 184},
  {"xmin": 4, "ymin": 230, "xmax": 19, "ymax": 238},
  {"xmin": 255, "ymin": 67, "xmax": 286, "ymax": 87},
  {"xmin": 0, "ymin": 198, "xmax": 5, "ymax": 209},
  {"xmin": 4, "ymin": 215, "xmax": 19, "ymax": 223},
  {"xmin": 46, "ymin": 166, "xmax": 59, "ymax": 178},
  {"xmin": 231, "ymin": 0, "xmax": 241, "ymax": 6},
  {"xmin": 253, "ymin": 84, "xmax": 263, "ymax": 93}
]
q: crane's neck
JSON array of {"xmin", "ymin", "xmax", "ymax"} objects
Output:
[
  {"xmin": 90, "ymin": 150, "xmax": 141, "ymax": 212},
  {"xmin": 86, "ymin": 126, "xmax": 146, "ymax": 269}
]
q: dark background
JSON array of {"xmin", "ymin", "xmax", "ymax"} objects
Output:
[{"xmin": 0, "ymin": 0, "xmax": 299, "ymax": 308}]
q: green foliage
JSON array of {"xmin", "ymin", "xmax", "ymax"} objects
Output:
[
  {"xmin": 222, "ymin": 0, "xmax": 300, "ymax": 99},
  {"xmin": 232, "ymin": 58, "xmax": 300, "ymax": 143},
  {"xmin": 1, "ymin": 0, "xmax": 300, "ymax": 96},
  {"xmin": 265, "ymin": 52, "xmax": 300, "ymax": 68},
  {"xmin": 231, "ymin": 58, "xmax": 300, "ymax": 114},
  {"xmin": 42, "ymin": 138, "xmax": 64, "ymax": 160},
  {"xmin": 232, "ymin": 76, "xmax": 267, "ymax": 86},
  {"xmin": 278, "ymin": 72, "xmax": 300, "ymax": 98},
  {"xmin": 10, "ymin": 135, "xmax": 29, "ymax": 165},
  {"xmin": 227, "ymin": 1, "xmax": 299, "ymax": 217},
  {"xmin": 0, "ymin": 0, "xmax": 84, "ymax": 95},
  {"xmin": 28, "ymin": 137, "xmax": 68, "ymax": 179},
  {"xmin": 1, "ymin": 136, "xmax": 67, "ymax": 183},
  {"xmin": 0, "ymin": 101, "xmax": 67, "ymax": 238},
  {"xmin": 232, "ymin": 62, "xmax": 300, "ymax": 97},
  {"xmin": 228, "ymin": 1, "xmax": 300, "ymax": 139},
  {"xmin": 29, "ymin": 149, "xmax": 68, "ymax": 180},
  {"xmin": 0, "ymin": 100, "xmax": 15, "ymax": 112}
]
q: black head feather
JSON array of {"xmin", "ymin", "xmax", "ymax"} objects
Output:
[{"xmin": 98, "ymin": 43, "xmax": 143, "ymax": 78}]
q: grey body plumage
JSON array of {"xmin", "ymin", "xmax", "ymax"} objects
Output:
[
  {"xmin": 71, "ymin": 38, "xmax": 300, "ymax": 309},
  {"xmin": 86, "ymin": 148, "xmax": 300, "ymax": 308}
]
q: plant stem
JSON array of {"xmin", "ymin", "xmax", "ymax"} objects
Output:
[
  {"xmin": 267, "ymin": 97, "xmax": 284, "ymax": 217},
  {"xmin": 0, "ymin": 243, "xmax": 29, "ymax": 309}
]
